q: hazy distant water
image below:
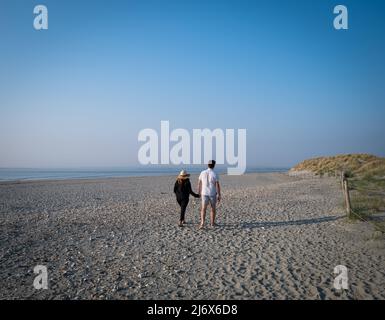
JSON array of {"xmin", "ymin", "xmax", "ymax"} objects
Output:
[{"xmin": 0, "ymin": 167, "xmax": 289, "ymax": 182}]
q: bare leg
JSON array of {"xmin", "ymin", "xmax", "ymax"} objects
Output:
[
  {"xmin": 210, "ymin": 207, "xmax": 216, "ymax": 226},
  {"xmin": 200, "ymin": 202, "xmax": 208, "ymax": 228}
]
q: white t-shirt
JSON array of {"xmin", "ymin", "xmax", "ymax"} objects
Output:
[{"xmin": 199, "ymin": 168, "xmax": 219, "ymax": 197}]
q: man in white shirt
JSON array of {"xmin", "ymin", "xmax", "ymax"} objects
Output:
[{"xmin": 198, "ymin": 160, "xmax": 221, "ymax": 229}]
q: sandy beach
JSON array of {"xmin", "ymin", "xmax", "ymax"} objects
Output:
[{"xmin": 0, "ymin": 173, "xmax": 384, "ymax": 300}]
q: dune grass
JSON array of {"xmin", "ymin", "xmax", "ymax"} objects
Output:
[
  {"xmin": 291, "ymin": 154, "xmax": 385, "ymax": 177},
  {"xmin": 349, "ymin": 177, "xmax": 385, "ymax": 219},
  {"xmin": 292, "ymin": 154, "xmax": 385, "ymax": 230}
]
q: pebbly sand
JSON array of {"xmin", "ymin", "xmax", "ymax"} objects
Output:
[{"xmin": 0, "ymin": 173, "xmax": 384, "ymax": 300}]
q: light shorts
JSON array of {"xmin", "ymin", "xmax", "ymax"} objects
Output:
[{"xmin": 202, "ymin": 195, "xmax": 217, "ymax": 209}]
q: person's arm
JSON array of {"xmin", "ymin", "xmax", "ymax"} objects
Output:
[
  {"xmin": 216, "ymin": 181, "xmax": 221, "ymax": 202},
  {"xmin": 188, "ymin": 180, "xmax": 200, "ymax": 198},
  {"xmin": 173, "ymin": 181, "xmax": 178, "ymax": 194},
  {"xmin": 198, "ymin": 177, "xmax": 202, "ymax": 196}
]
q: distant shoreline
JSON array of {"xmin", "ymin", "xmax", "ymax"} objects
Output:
[{"xmin": 0, "ymin": 167, "xmax": 289, "ymax": 183}]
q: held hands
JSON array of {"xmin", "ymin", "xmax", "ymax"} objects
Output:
[{"xmin": 217, "ymin": 194, "xmax": 221, "ymax": 203}]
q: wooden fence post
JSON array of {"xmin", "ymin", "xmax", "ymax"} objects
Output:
[
  {"xmin": 340, "ymin": 171, "xmax": 345, "ymax": 191},
  {"xmin": 343, "ymin": 176, "xmax": 352, "ymax": 218}
]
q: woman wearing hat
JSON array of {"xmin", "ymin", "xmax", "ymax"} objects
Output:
[{"xmin": 173, "ymin": 170, "xmax": 200, "ymax": 227}]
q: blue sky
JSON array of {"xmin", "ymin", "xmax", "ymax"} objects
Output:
[{"xmin": 1, "ymin": 0, "xmax": 384, "ymax": 168}]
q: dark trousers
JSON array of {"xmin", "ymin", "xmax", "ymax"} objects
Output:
[{"xmin": 177, "ymin": 197, "xmax": 189, "ymax": 222}]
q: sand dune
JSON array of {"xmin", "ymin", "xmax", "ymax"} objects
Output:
[{"xmin": 0, "ymin": 173, "xmax": 384, "ymax": 299}]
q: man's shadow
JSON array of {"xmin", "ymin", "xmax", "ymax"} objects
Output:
[{"xmin": 219, "ymin": 215, "xmax": 344, "ymax": 230}]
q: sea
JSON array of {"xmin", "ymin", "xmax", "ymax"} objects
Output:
[{"xmin": 0, "ymin": 166, "xmax": 289, "ymax": 182}]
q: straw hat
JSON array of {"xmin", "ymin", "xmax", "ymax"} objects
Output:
[{"xmin": 177, "ymin": 170, "xmax": 190, "ymax": 179}]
